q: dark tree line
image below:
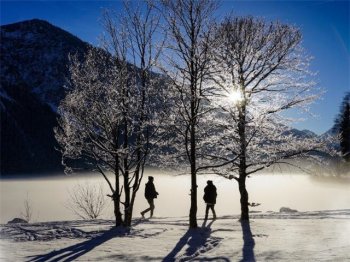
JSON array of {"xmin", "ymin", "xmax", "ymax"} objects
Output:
[{"xmin": 333, "ymin": 92, "xmax": 350, "ymax": 162}]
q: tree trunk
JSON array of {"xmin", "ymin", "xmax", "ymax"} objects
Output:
[
  {"xmin": 130, "ymin": 166, "xmax": 143, "ymax": 226},
  {"xmin": 127, "ymin": 169, "xmax": 142, "ymax": 227},
  {"xmin": 189, "ymin": 81, "xmax": 198, "ymax": 228},
  {"xmin": 124, "ymin": 169, "xmax": 131, "ymax": 227},
  {"xmin": 112, "ymin": 126, "xmax": 123, "ymax": 227},
  {"xmin": 124, "ymin": 203, "xmax": 132, "ymax": 227},
  {"xmin": 114, "ymin": 167, "xmax": 123, "ymax": 227},
  {"xmin": 122, "ymin": 84, "xmax": 131, "ymax": 226},
  {"xmin": 126, "ymin": 66, "xmax": 147, "ymax": 226},
  {"xmin": 189, "ymin": 177, "xmax": 197, "ymax": 228},
  {"xmin": 238, "ymin": 176, "xmax": 249, "ymax": 221},
  {"xmin": 113, "ymin": 198, "xmax": 123, "ymax": 227},
  {"xmin": 189, "ymin": 164, "xmax": 198, "ymax": 228},
  {"xmin": 189, "ymin": 121, "xmax": 198, "ymax": 228},
  {"xmin": 238, "ymin": 82, "xmax": 249, "ymax": 221}
]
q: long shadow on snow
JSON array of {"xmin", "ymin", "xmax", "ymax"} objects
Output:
[
  {"xmin": 240, "ymin": 220, "xmax": 255, "ymax": 262},
  {"xmin": 162, "ymin": 219, "xmax": 218, "ymax": 262},
  {"xmin": 26, "ymin": 227, "xmax": 130, "ymax": 262}
]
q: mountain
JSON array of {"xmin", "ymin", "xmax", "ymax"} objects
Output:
[
  {"xmin": 1, "ymin": 19, "xmax": 89, "ymax": 175},
  {"xmin": 284, "ymin": 128, "xmax": 318, "ymax": 139},
  {"xmin": 320, "ymin": 128, "xmax": 337, "ymax": 139}
]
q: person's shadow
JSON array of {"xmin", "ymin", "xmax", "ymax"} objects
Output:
[
  {"xmin": 240, "ymin": 220, "xmax": 255, "ymax": 262},
  {"xmin": 26, "ymin": 227, "xmax": 130, "ymax": 262},
  {"xmin": 162, "ymin": 219, "xmax": 216, "ymax": 262}
]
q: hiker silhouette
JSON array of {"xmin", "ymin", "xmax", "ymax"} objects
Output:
[
  {"xmin": 141, "ymin": 176, "xmax": 159, "ymax": 218},
  {"xmin": 203, "ymin": 180, "xmax": 217, "ymax": 220}
]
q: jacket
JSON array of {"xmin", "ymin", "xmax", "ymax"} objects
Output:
[
  {"xmin": 203, "ymin": 184, "xmax": 217, "ymax": 204},
  {"xmin": 145, "ymin": 181, "xmax": 158, "ymax": 199}
]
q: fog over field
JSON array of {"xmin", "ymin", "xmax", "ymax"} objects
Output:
[{"xmin": 1, "ymin": 170, "xmax": 349, "ymax": 224}]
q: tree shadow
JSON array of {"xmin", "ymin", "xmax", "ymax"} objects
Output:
[
  {"xmin": 162, "ymin": 219, "xmax": 216, "ymax": 262},
  {"xmin": 240, "ymin": 220, "xmax": 255, "ymax": 262},
  {"xmin": 26, "ymin": 227, "xmax": 130, "ymax": 262}
]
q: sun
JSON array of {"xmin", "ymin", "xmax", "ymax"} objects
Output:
[{"xmin": 227, "ymin": 90, "xmax": 243, "ymax": 104}]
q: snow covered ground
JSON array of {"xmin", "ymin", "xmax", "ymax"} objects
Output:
[{"xmin": 1, "ymin": 209, "xmax": 349, "ymax": 261}]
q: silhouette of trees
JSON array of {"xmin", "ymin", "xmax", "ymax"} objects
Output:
[
  {"xmin": 333, "ymin": 92, "xmax": 350, "ymax": 162},
  {"xmin": 160, "ymin": 0, "xmax": 218, "ymax": 229},
  {"xmin": 56, "ymin": 47, "xmax": 124, "ymax": 226},
  {"xmin": 55, "ymin": 1, "xmax": 165, "ymax": 227},
  {"xmin": 56, "ymin": 1, "xmax": 337, "ymax": 227},
  {"xmin": 101, "ymin": 0, "xmax": 166, "ymax": 227},
  {"xmin": 206, "ymin": 16, "xmax": 331, "ymax": 221}
]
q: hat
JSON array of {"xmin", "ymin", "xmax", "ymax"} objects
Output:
[{"xmin": 207, "ymin": 180, "xmax": 213, "ymax": 184}]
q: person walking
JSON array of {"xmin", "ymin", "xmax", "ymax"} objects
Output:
[
  {"xmin": 141, "ymin": 176, "xmax": 159, "ymax": 218},
  {"xmin": 203, "ymin": 180, "xmax": 217, "ymax": 220}
]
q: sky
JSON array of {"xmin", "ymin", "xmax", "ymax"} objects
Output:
[{"xmin": 0, "ymin": 0, "xmax": 349, "ymax": 135}]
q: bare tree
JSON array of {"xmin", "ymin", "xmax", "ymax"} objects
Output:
[
  {"xmin": 20, "ymin": 193, "xmax": 33, "ymax": 222},
  {"xmin": 160, "ymin": 0, "xmax": 218, "ymax": 229},
  {"xmin": 55, "ymin": 1, "xmax": 165, "ymax": 227},
  {"xmin": 55, "ymin": 47, "xmax": 124, "ymax": 226},
  {"xmin": 101, "ymin": 0, "xmax": 166, "ymax": 226},
  {"xmin": 206, "ymin": 16, "xmax": 333, "ymax": 221},
  {"xmin": 66, "ymin": 182, "xmax": 106, "ymax": 220}
]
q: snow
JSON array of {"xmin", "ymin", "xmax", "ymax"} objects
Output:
[
  {"xmin": 2, "ymin": 31, "xmax": 22, "ymax": 39},
  {"xmin": 2, "ymin": 30, "xmax": 35, "ymax": 41},
  {"xmin": 1, "ymin": 210, "xmax": 349, "ymax": 261}
]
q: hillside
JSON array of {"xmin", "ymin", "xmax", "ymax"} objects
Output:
[{"xmin": 0, "ymin": 19, "xmax": 89, "ymax": 174}]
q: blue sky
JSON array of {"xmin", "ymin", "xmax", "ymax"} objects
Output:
[{"xmin": 1, "ymin": 0, "xmax": 349, "ymax": 134}]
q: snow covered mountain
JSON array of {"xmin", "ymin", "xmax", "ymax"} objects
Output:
[
  {"xmin": 1, "ymin": 19, "xmax": 89, "ymax": 175},
  {"xmin": 283, "ymin": 128, "xmax": 318, "ymax": 139}
]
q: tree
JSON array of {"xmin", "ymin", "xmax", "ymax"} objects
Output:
[
  {"xmin": 66, "ymin": 182, "xmax": 107, "ymax": 220},
  {"xmin": 333, "ymin": 92, "xmax": 350, "ymax": 162},
  {"xmin": 160, "ymin": 0, "xmax": 218, "ymax": 228},
  {"xmin": 207, "ymin": 16, "xmax": 330, "ymax": 221},
  {"xmin": 100, "ymin": 0, "xmax": 165, "ymax": 226},
  {"xmin": 55, "ymin": 47, "xmax": 125, "ymax": 226},
  {"xmin": 55, "ymin": 0, "xmax": 164, "ymax": 226},
  {"xmin": 20, "ymin": 193, "xmax": 33, "ymax": 223}
]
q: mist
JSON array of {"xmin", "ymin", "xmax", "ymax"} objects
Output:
[{"xmin": 1, "ymin": 170, "xmax": 349, "ymax": 224}]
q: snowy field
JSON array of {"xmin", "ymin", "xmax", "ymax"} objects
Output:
[
  {"xmin": 1, "ymin": 209, "xmax": 349, "ymax": 261},
  {"xmin": 1, "ymin": 172, "xmax": 350, "ymax": 261}
]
